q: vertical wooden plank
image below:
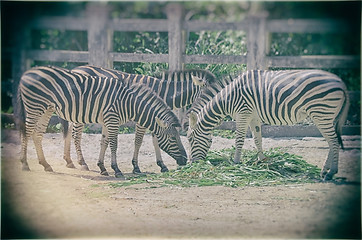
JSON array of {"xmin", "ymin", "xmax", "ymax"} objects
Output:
[
  {"xmin": 86, "ymin": 3, "xmax": 112, "ymax": 68},
  {"xmin": 11, "ymin": 28, "xmax": 32, "ymax": 113},
  {"xmin": 247, "ymin": 14, "xmax": 267, "ymax": 70},
  {"xmin": 167, "ymin": 3, "xmax": 184, "ymax": 71},
  {"xmin": 167, "ymin": 4, "xmax": 186, "ymax": 127}
]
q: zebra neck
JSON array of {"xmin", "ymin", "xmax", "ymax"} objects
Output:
[
  {"xmin": 120, "ymin": 91, "xmax": 166, "ymax": 133},
  {"xmin": 197, "ymin": 83, "xmax": 239, "ymax": 130},
  {"xmin": 198, "ymin": 95, "xmax": 227, "ymax": 130}
]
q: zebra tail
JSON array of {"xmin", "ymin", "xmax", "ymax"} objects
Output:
[
  {"xmin": 336, "ymin": 91, "xmax": 350, "ymax": 150},
  {"xmin": 15, "ymin": 87, "xmax": 26, "ymax": 137}
]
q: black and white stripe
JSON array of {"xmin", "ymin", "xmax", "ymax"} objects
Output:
[
  {"xmin": 17, "ymin": 66, "xmax": 187, "ymax": 177},
  {"xmin": 188, "ymin": 70, "xmax": 349, "ymax": 180}
]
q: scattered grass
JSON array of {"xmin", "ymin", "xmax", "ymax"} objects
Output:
[
  {"xmin": 212, "ymin": 129, "xmax": 236, "ymax": 139},
  {"xmin": 110, "ymin": 147, "xmax": 321, "ymax": 189}
]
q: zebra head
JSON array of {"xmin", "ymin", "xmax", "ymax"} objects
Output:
[
  {"xmin": 154, "ymin": 117, "xmax": 188, "ymax": 166},
  {"xmin": 187, "ymin": 111, "xmax": 212, "ymax": 162}
]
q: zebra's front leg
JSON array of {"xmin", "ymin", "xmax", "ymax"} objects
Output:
[
  {"xmin": 152, "ymin": 134, "xmax": 168, "ymax": 172},
  {"xmin": 131, "ymin": 124, "xmax": 147, "ymax": 174},
  {"xmin": 97, "ymin": 126, "xmax": 109, "ymax": 176},
  {"xmin": 107, "ymin": 126, "xmax": 124, "ymax": 178},
  {"xmin": 234, "ymin": 114, "xmax": 251, "ymax": 163},
  {"xmin": 63, "ymin": 121, "xmax": 76, "ymax": 168},
  {"xmin": 72, "ymin": 123, "xmax": 89, "ymax": 171},
  {"xmin": 249, "ymin": 117, "xmax": 266, "ymax": 161}
]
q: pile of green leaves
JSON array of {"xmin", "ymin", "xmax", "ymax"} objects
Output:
[{"xmin": 110, "ymin": 147, "xmax": 321, "ymax": 188}]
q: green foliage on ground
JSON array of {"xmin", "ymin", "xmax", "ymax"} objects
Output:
[{"xmin": 110, "ymin": 147, "xmax": 321, "ymax": 188}]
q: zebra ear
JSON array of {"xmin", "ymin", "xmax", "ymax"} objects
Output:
[
  {"xmin": 191, "ymin": 75, "xmax": 206, "ymax": 87},
  {"xmin": 155, "ymin": 117, "xmax": 168, "ymax": 128},
  {"xmin": 189, "ymin": 112, "xmax": 198, "ymax": 130}
]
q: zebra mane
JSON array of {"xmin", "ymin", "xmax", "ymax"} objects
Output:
[
  {"xmin": 186, "ymin": 73, "xmax": 235, "ymax": 115},
  {"xmin": 127, "ymin": 83, "xmax": 181, "ymax": 127},
  {"xmin": 157, "ymin": 69, "xmax": 218, "ymax": 85}
]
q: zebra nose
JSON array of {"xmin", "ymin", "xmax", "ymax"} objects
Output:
[{"xmin": 177, "ymin": 153, "xmax": 188, "ymax": 166}]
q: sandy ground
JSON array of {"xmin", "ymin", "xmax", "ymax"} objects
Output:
[{"xmin": 1, "ymin": 129, "xmax": 361, "ymax": 239}]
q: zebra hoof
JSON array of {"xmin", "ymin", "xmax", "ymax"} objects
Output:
[
  {"xmin": 80, "ymin": 164, "xmax": 89, "ymax": 171},
  {"xmin": 66, "ymin": 163, "xmax": 76, "ymax": 168},
  {"xmin": 161, "ymin": 166, "xmax": 169, "ymax": 173},
  {"xmin": 44, "ymin": 166, "xmax": 53, "ymax": 172},
  {"xmin": 100, "ymin": 171, "xmax": 109, "ymax": 176},
  {"xmin": 133, "ymin": 167, "xmax": 142, "ymax": 174},
  {"xmin": 115, "ymin": 172, "xmax": 125, "ymax": 179},
  {"xmin": 323, "ymin": 171, "xmax": 336, "ymax": 181},
  {"xmin": 22, "ymin": 165, "xmax": 30, "ymax": 171}
]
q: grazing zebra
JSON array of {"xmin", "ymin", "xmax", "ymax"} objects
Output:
[
  {"xmin": 64, "ymin": 65, "xmax": 216, "ymax": 173},
  {"xmin": 187, "ymin": 70, "xmax": 349, "ymax": 180},
  {"xmin": 17, "ymin": 66, "xmax": 187, "ymax": 178}
]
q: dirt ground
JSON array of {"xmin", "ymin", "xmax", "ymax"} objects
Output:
[{"xmin": 1, "ymin": 129, "xmax": 361, "ymax": 239}]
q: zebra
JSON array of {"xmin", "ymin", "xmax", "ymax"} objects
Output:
[
  {"xmin": 17, "ymin": 66, "xmax": 187, "ymax": 178},
  {"xmin": 63, "ymin": 65, "xmax": 217, "ymax": 173},
  {"xmin": 187, "ymin": 70, "xmax": 349, "ymax": 180}
]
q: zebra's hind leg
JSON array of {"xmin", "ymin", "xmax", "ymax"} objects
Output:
[
  {"xmin": 32, "ymin": 108, "xmax": 54, "ymax": 172},
  {"xmin": 131, "ymin": 124, "xmax": 147, "ymax": 174},
  {"xmin": 234, "ymin": 113, "xmax": 252, "ymax": 163},
  {"xmin": 72, "ymin": 123, "xmax": 89, "ymax": 171},
  {"xmin": 20, "ymin": 131, "xmax": 30, "ymax": 171},
  {"xmin": 312, "ymin": 119, "xmax": 340, "ymax": 180},
  {"xmin": 321, "ymin": 133, "xmax": 340, "ymax": 181},
  {"xmin": 152, "ymin": 134, "xmax": 168, "ymax": 172},
  {"xmin": 249, "ymin": 116, "xmax": 266, "ymax": 161},
  {"xmin": 20, "ymin": 108, "xmax": 44, "ymax": 171}
]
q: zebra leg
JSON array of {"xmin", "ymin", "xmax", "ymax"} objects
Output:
[
  {"xmin": 106, "ymin": 124, "xmax": 124, "ymax": 178},
  {"xmin": 249, "ymin": 117, "xmax": 266, "ymax": 161},
  {"xmin": 20, "ymin": 109, "xmax": 44, "ymax": 171},
  {"xmin": 63, "ymin": 121, "xmax": 76, "ymax": 168},
  {"xmin": 97, "ymin": 126, "xmax": 109, "ymax": 176},
  {"xmin": 312, "ymin": 117, "xmax": 340, "ymax": 180},
  {"xmin": 20, "ymin": 131, "xmax": 30, "ymax": 171},
  {"xmin": 234, "ymin": 114, "xmax": 252, "ymax": 163},
  {"xmin": 318, "ymin": 127, "xmax": 340, "ymax": 180},
  {"xmin": 152, "ymin": 134, "xmax": 169, "ymax": 172},
  {"xmin": 131, "ymin": 124, "xmax": 147, "ymax": 174},
  {"xmin": 32, "ymin": 108, "xmax": 54, "ymax": 172},
  {"xmin": 72, "ymin": 123, "xmax": 89, "ymax": 171}
]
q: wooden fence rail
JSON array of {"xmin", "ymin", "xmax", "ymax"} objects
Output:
[{"xmin": 14, "ymin": 3, "xmax": 360, "ymax": 76}]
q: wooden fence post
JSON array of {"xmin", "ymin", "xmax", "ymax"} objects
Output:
[
  {"xmin": 86, "ymin": 3, "xmax": 113, "ymax": 68},
  {"xmin": 167, "ymin": 4, "xmax": 187, "ymax": 128},
  {"xmin": 247, "ymin": 13, "xmax": 267, "ymax": 70},
  {"xmin": 11, "ymin": 28, "xmax": 32, "ymax": 114},
  {"xmin": 167, "ymin": 4, "xmax": 184, "ymax": 71}
]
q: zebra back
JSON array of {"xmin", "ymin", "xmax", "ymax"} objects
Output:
[
  {"xmin": 19, "ymin": 66, "xmax": 127, "ymax": 124},
  {"xmin": 189, "ymin": 69, "xmax": 349, "ymax": 133},
  {"xmin": 72, "ymin": 65, "xmax": 217, "ymax": 109},
  {"xmin": 123, "ymin": 83, "xmax": 181, "ymax": 131}
]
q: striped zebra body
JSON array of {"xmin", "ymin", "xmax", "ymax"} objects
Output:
[
  {"xmin": 65, "ymin": 65, "xmax": 215, "ymax": 173},
  {"xmin": 188, "ymin": 70, "xmax": 349, "ymax": 180},
  {"xmin": 17, "ymin": 66, "xmax": 187, "ymax": 177}
]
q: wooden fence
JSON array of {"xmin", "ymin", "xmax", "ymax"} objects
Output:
[
  {"xmin": 13, "ymin": 3, "xmax": 359, "ymax": 78},
  {"xmin": 10, "ymin": 3, "xmax": 360, "ymax": 135}
]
